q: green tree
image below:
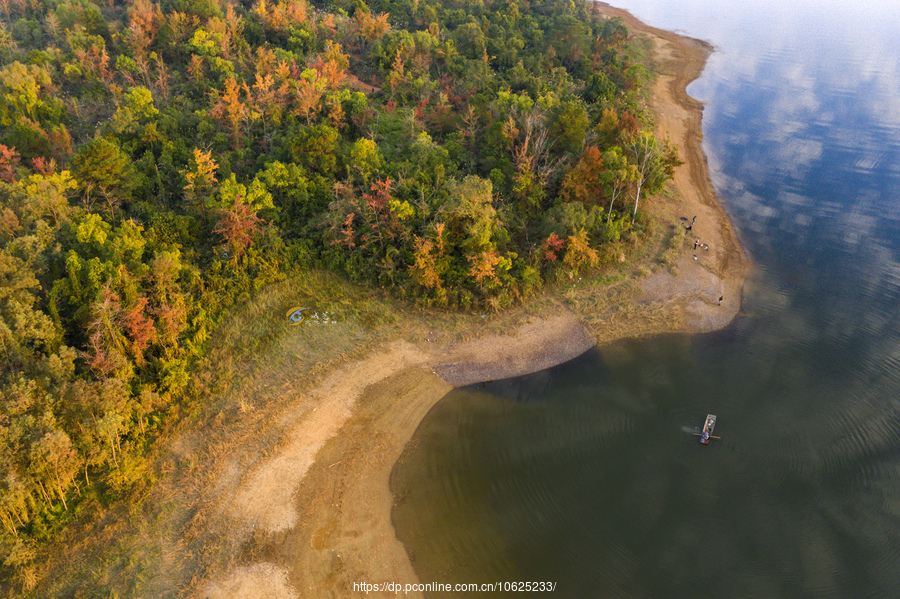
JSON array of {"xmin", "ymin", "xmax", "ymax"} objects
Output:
[
  {"xmin": 454, "ymin": 22, "xmax": 486, "ymax": 60},
  {"xmin": 289, "ymin": 124, "xmax": 339, "ymax": 176},
  {"xmin": 215, "ymin": 173, "xmax": 275, "ymax": 215},
  {"xmin": 0, "ymin": 249, "xmax": 61, "ymax": 373},
  {"xmin": 348, "ymin": 137, "xmax": 383, "ymax": 183},
  {"xmin": 10, "ymin": 171, "xmax": 77, "ymax": 232},
  {"xmin": 70, "ymin": 138, "xmax": 137, "ymax": 216},
  {"xmin": 0, "ymin": 63, "xmax": 63, "ymax": 129},
  {"xmin": 109, "ymin": 86, "xmax": 159, "ymax": 139},
  {"xmin": 436, "ymin": 175, "xmax": 509, "ymax": 275},
  {"xmin": 549, "ymin": 100, "xmax": 588, "ymax": 157},
  {"xmin": 256, "ymin": 160, "xmax": 313, "ymax": 232}
]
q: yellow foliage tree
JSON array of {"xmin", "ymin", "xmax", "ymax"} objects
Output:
[
  {"xmin": 563, "ymin": 228, "xmax": 599, "ymax": 272},
  {"xmin": 181, "ymin": 148, "xmax": 219, "ymax": 213}
]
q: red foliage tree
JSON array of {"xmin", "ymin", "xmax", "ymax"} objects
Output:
[
  {"xmin": 119, "ymin": 296, "xmax": 156, "ymax": 366},
  {"xmin": 213, "ymin": 195, "xmax": 263, "ymax": 258},
  {"xmin": 30, "ymin": 156, "xmax": 55, "ymax": 176},
  {"xmin": 541, "ymin": 232, "xmax": 566, "ymax": 262},
  {"xmin": 154, "ymin": 300, "xmax": 187, "ymax": 343},
  {"xmin": 0, "ymin": 144, "xmax": 19, "ymax": 182}
]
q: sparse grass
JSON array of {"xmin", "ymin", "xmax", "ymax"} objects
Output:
[
  {"xmin": 656, "ymin": 219, "xmax": 687, "ymax": 267},
  {"xmin": 669, "ymin": 220, "xmax": 686, "ymax": 249},
  {"xmin": 627, "ymin": 32, "xmax": 657, "ymax": 78}
]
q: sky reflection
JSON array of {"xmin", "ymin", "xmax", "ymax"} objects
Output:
[{"xmin": 610, "ymin": 0, "xmax": 900, "ymax": 198}]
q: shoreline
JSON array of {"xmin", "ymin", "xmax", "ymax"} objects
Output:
[{"xmin": 197, "ymin": 6, "xmax": 750, "ymax": 598}]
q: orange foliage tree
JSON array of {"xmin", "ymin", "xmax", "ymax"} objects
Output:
[
  {"xmin": 210, "ymin": 77, "xmax": 251, "ymax": 149},
  {"xmin": 119, "ymin": 295, "xmax": 157, "ymax": 366},
  {"xmin": 563, "ymin": 229, "xmax": 600, "ymax": 272},
  {"xmin": 560, "ymin": 146, "xmax": 606, "ymax": 205},
  {"xmin": 311, "ymin": 40, "xmax": 349, "ymax": 90},
  {"xmin": 213, "ymin": 195, "xmax": 263, "ymax": 258},
  {"xmin": 126, "ymin": 0, "xmax": 161, "ymax": 59},
  {"xmin": 0, "ymin": 144, "xmax": 19, "ymax": 182},
  {"xmin": 468, "ymin": 249, "xmax": 501, "ymax": 288}
]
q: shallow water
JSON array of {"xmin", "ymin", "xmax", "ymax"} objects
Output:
[{"xmin": 392, "ymin": 1, "xmax": 900, "ymax": 596}]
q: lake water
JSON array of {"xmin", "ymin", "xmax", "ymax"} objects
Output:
[{"xmin": 391, "ymin": 1, "xmax": 900, "ymax": 597}]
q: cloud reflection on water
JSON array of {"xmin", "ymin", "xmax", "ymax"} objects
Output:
[{"xmin": 613, "ymin": 0, "xmax": 900, "ymax": 245}]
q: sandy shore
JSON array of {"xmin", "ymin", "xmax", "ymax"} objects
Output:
[{"xmin": 196, "ymin": 6, "xmax": 750, "ymax": 598}]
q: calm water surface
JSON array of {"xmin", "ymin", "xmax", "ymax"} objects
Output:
[{"xmin": 391, "ymin": 1, "xmax": 900, "ymax": 596}]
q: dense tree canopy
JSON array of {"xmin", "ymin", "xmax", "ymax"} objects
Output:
[{"xmin": 0, "ymin": 0, "xmax": 680, "ymax": 589}]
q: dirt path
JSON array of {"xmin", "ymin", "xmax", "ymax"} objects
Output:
[{"xmin": 196, "ymin": 7, "xmax": 750, "ymax": 598}]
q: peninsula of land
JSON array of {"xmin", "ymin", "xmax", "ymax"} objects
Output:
[{"xmin": 190, "ymin": 5, "xmax": 749, "ymax": 598}]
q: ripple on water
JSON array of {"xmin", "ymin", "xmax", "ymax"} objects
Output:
[{"xmin": 393, "ymin": 304, "xmax": 900, "ymax": 598}]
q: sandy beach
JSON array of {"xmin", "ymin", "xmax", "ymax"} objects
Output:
[{"xmin": 194, "ymin": 5, "xmax": 751, "ymax": 598}]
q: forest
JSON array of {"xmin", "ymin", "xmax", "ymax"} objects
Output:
[{"xmin": 0, "ymin": 0, "xmax": 679, "ymax": 590}]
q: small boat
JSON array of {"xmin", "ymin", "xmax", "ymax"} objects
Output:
[{"xmin": 700, "ymin": 414, "xmax": 717, "ymax": 444}]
